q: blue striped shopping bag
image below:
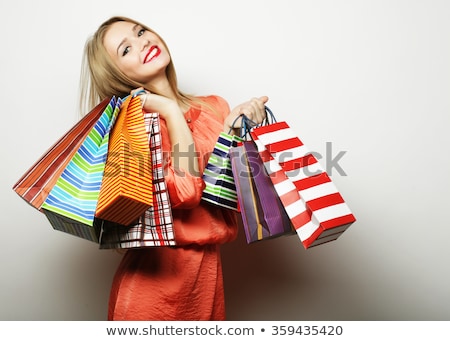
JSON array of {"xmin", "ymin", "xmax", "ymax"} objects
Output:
[{"xmin": 40, "ymin": 96, "xmax": 122, "ymax": 242}]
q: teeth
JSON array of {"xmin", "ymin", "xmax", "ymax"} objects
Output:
[{"xmin": 147, "ymin": 48, "xmax": 157, "ymax": 60}]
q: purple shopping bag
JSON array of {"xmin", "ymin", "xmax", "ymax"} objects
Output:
[{"xmin": 230, "ymin": 140, "xmax": 294, "ymax": 243}]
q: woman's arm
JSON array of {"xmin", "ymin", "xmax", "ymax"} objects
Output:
[{"xmin": 139, "ymin": 92, "xmax": 199, "ymax": 176}]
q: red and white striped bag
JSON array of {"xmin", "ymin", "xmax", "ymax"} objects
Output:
[{"xmin": 251, "ymin": 121, "xmax": 356, "ymax": 249}]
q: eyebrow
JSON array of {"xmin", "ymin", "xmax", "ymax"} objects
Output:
[{"xmin": 116, "ymin": 23, "xmax": 140, "ymax": 55}]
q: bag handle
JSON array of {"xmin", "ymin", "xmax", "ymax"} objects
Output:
[
  {"xmin": 242, "ymin": 114, "xmax": 258, "ymax": 137},
  {"xmin": 263, "ymin": 106, "xmax": 276, "ymax": 125},
  {"xmin": 120, "ymin": 89, "xmax": 148, "ymax": 107},
  {"xmin": 227, "ymin": 113, "xmax": 257, "ymax": 138},
  {"xmin": 239, "ymin": 105, "xmax": 276, "ymax": 140}
]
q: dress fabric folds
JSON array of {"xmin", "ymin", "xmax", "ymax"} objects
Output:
[
  {"xmin": 108, "ymin": 244, "xmax": 225, "ymax": 320},
  {"xmin": 107, "ymin": 95, "xmax": 238, "ymax": 321}
]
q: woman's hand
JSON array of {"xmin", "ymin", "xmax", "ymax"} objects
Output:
[
  {"xmin": 223, "ymin": 96, "xmax": 269, "ymax": 133},
  {"xmin": 130, "ymin": 87, "xmax": 183, "ymax": 121}
]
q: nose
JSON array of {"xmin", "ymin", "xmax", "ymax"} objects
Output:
[{"xmin": 141, "ymin": 39, "xmax": 150, "ymax": 52}]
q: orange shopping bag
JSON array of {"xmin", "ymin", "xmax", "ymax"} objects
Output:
[
  {"xmin": 95, "ymin": 95, "xmax": 153, "ymax": 226},
  {"xmin": 99, "ymin": 113, "xmax": 176, "ymax": 249}
]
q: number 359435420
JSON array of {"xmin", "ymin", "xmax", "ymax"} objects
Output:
[{"xmin": 271, "ymin": 325, "xmax": 343, "ymax": 336}]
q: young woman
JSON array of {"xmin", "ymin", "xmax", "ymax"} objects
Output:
[{"xmin": 80, "ymin": 16, "xmax": 268, "ymax": 320}]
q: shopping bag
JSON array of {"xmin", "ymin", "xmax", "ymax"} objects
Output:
[
  {"xmin": 40, "ymin": 97, "xmax": 122, "ymax": 242},
  {"xmin": 99, "ymin": 112, "xmax": 176, "ymax": 249},
  {"xmin": 95, "ymin": 95, "xmax": 153, "ymax": 226},
  {"xmin": 201, "ymin": 131, "xmax": 243, "ymax": 211},
  {"xmin": 231, "ymin": 140, "xmax": 295, "ymax": 243},
  {"xmin": 251, "ymin": 113, "xmax": 356, "ymax": 249},
  {"xmin": 12, "ymin": 97, "xmax": 115, "ymax": 210},
  {"xmin": 243, "ymin": 141, "xmax": 295, "ymax": 241}
]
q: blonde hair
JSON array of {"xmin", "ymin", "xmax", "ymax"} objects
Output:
[{"xmin": 79, "ymin": 16, "xmax": 199, "ymax": 115}]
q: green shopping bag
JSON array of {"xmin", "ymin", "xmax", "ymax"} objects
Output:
[{"xmin": 201, "ymin": 131, "xmax": 243, "ymax": 211}]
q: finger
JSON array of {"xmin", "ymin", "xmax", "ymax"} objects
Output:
[
  {"xmin": 130, "ymin": 88, "xmax": 141, "ymax": 96},
  {"xmin": 248, "ymin": 97, "xmax": 264, "ymax": 110},
  {"xmin": 131, "ymin": 87, "xmax": 148, "ymax": 97},
  {"xmin": 256, "ymin": 96, "xmax": 270, "ymax": 121},
  {"xmin": 250, "ymin": 97, "xmax": 268, "ymax": 114},
  {"xmin": 259, "ymin": 95, "xmax": 269, "ymax": 104},
  {"xmin": 130, "ymin": 87, "xmax": 143, "ymax": 93},
  {"xmin": 248, "ymin": 97, "xmax": 264, "ymax": 112},
  {"xmin": 239, "ymin": 107, "xmax": 253, "ymax": 120},
  {"xmin": 247, "ymin": 99, "xmax": 265, "ymax": 122},
  {"xmin": 140, "ymin": 93, "xmax": 148, "ymax": 109}
]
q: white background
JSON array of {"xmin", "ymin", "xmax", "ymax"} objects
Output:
[{"xmin": 1, "ymin": 0, "xmax": 449, "ymax": 320}]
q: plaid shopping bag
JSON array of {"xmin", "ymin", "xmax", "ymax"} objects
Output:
[
  {"xmin": 250, "ymin": 109, "xmax": 356, "ymax": 249},
  {"xmin": 201, "ymin": 132, "xmax": 243, "ymax": 211},
  {"xmin": 99, "ymin": 112, "xmax": 176, "ymax": 249},
  {"xmin": 40, "ymin": 97, "xmax": 122, "ymax": 242},
  {"xmin": 12, "ymin": 97, "xmax": 115, "ymax": 210}
]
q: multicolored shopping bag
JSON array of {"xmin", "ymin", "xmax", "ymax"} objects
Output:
[
  {"xmin": 12, "ymin": 97, "xmax": 115, "ymax": 210},
  {"xmin": 251, "ymin": 112, "xmax": 356, "ymax": 249},
  {"xmin": 201, "ymin": 131, "xmax": 243, "ymax": 211},
  {"xmin": 95, "ymin": 95, "xmax": 153, "ymax": 226},
  {"xmin": 231, "ymin": 140, "xmax": 295, "ymax": 243},
  {"xmin": 99, "ymin": 112, "xmax": 176, "ymax": 249},
  {"xmin": 40, "ymin": 97, "xmax": 122, "ymax": 242}
]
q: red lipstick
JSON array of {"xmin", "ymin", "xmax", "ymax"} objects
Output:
[{"xmin": 144, "ymin": 46, "xmax": 161, "ymax": 63}]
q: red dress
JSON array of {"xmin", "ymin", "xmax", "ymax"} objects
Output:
[{"xmin": 107, "ymin": 95, "xmax": 238, "ymax": 321}]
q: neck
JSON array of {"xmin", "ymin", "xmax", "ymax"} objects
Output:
[
  {"xmin": 145, "ymin": 76, "xmax": 176, "ymax": 99},
  {"xmin": 145, "ymin": 76, "xmax": 190, "ymax": 113}
]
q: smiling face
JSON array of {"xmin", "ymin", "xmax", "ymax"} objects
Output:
[{"xmin": 103, "ymin": 21, "xmax": 171, "ymax": 84}]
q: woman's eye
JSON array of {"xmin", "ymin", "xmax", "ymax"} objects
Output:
[
  {"xmin": 138, "ymin": 28, "xmax": 145, "ymax": 37},
  {"xmin": 122, "ymin": 46, "xmax": 130, "ymax": 56}
]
